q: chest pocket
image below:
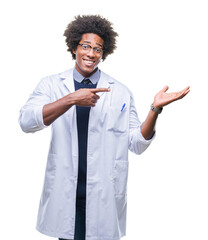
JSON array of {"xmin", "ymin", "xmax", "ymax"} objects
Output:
[{"xmin": 106, "ymin": 106, "xmax": 128, "ymax": 133}]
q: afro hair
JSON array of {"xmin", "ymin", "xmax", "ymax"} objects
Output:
[{"xmin": 63, "ymin": 15, "xmax": 118, "ymax": 61}]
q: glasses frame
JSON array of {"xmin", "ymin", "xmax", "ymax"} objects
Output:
[{"xmin": 78, "ymin": 43, "xmax": 103, "ymax": 55}]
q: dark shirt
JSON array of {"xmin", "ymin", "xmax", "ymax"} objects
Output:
[
  {"xmin": 73, "ymin": 68, "xmax": 100, "ymax": 201},
  {"xmin": 74, "ymin": 80, "xmax": 97, "ymax": 200}
]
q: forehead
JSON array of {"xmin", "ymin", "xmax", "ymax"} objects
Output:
[{"xmin": 80, "ymin": 33, "xmax": 104, "ymax": 46}]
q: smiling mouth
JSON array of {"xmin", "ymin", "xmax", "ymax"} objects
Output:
[{"xmin": 83, "ymin": 59, "xmax": 95, "ymax": 66}]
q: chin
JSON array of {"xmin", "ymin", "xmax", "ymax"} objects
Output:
[{"xmin": 83, "ymin": 67, "xmax": 97, "ymax": 76}]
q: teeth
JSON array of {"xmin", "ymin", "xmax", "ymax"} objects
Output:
[{"xmin": 85, "ymin": 60, "xmax": 93, "ymax": 63}]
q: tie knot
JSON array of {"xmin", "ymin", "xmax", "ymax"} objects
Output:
[{"xmin": 81, "ymin": 78, "xmax": 92, "ymax": 85}]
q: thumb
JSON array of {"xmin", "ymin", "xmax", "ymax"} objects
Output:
[{"xmin": 162, "ymin": 85, "xmax": 169, "ymax": 92}]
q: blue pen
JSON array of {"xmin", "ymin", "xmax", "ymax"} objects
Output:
[{"xmin": 121, "ymin": 103, "xmax": 126, "ymax": 112}]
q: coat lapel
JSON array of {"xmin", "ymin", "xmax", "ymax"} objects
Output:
[
  {"xmin": 96, "ymin": 71, "xmax": 114, "ymax": 95},
  {"xmin": 60, "ymin": 69, "xmax": 75, "ymax": 93},
  {"xmin": 89, "ymin": 71, "xmax": 115, "ymax": 129}
]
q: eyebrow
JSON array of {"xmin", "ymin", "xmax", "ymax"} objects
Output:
[{"xmin": 82, "ymin": 41, "xmax": 103, "ymax": 47}]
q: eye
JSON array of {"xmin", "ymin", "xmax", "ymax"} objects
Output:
[
  {"xmin": 82, "ymin": 44, "xmax": 90, "ymax": 50},
  {"xmin": 94, "ymin": 47, "xmax": 102, "ymax": 53}
]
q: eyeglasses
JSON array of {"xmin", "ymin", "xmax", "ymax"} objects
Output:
[{"xmin": 78, "ymin": 44, "xmax": 103, "ymax": 54}]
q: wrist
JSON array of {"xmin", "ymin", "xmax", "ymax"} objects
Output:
[
  {"xmin": 151, "ymin": 103, "xmax": 163, "ymax": 114},
  {"xmin": 153, "ymin": 101, "xmax": 163, "ymax": 109},
  {"xmin": 63, "ymin": 93, "xmax": 77, "ymax": 107}
]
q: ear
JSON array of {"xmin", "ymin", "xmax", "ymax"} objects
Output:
[{"xmin": 73, "ymin": 49, "xmax": 76, "ymax": 55}]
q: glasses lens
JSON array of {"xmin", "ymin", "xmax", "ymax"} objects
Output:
[
  {"xmin": 81, "ymin": 44, "xmax": 90, "ymax": 50},
  {"xmin": 94, "ymin": 47, "xmax": 102, "ymax": 53},
  {"xmin": 79, "ymin": 44, "xmax": 102, "ymax": 54}
]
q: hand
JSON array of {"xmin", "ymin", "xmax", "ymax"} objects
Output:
[
  {"xmin": 71, "ymin": 88, "xmax": 110, "ymax": 107},
  {"xmin": 153, "ymin": 86, "xmax": 190, "ymax": 109}
]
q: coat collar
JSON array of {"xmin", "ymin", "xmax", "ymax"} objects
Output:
[{"xmin": 60, "ymin": 68, "xmax": 115, "ymax": 95}]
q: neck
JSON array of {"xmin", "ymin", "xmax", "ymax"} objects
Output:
[{"xmin": 75, "ymin": 65, "xmax": 98, "ymax": 78}]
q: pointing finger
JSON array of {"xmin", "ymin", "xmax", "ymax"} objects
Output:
[{"xmin": 91, "ymin": 88, "xmax": 110, "ymax": 93}]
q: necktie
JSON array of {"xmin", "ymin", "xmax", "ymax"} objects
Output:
[{"xmin": 81, "ymin": 78, "xmax": 92, "ymax": 85}]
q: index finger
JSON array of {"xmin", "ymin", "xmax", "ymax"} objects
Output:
[{"xmin": 91, "ymin": 88, "xmax": 110, "ymax": 93}]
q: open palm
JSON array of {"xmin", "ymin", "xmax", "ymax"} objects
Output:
[{"xmin": 153, "ymin": 86, "xmax": 190, "ymax": 109}]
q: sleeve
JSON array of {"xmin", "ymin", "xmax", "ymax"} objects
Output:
[
  {"xmin": 128, "ymin": 94, "xmax": 155, "ymax": 155},
  {"xmin": 18, "ymin": 77, "xmax": 51, "ymax": 133}
]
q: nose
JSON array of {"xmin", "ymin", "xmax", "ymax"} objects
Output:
[{"xmin": 87, "ymin": 48, "xmax": 95, "ymax": 58}]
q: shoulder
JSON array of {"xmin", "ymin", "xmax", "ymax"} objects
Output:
[
  {"xmin": 41, "ymin": 68, "xmax": 73, "ymax": 82},
  {"xmin": 37, "ymin": 68, "xmax": 73, "ymax": 90}
]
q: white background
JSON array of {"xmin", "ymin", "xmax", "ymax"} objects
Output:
[{"xmin": 0, "ymin": 0, "xmax": 208, "ymax": 239}]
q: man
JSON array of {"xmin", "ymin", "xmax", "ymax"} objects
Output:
[{"xmin": 19, "ymin": 15, "xmax": 190, "ymax": 240}]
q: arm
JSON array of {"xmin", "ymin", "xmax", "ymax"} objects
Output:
[
  {"xmin": 19, "ymin": 87, "xmax": 109, "ymax": 132},
  {"xmin": 141, "ymin": 86, "xmax": 190, "ymax": 140},
  {"xmin": 43, "ymin": 88, "xmax": 110, "ymax": 126},
  {"xmin": 128, "ymin": 95, "xmax": 154, "ymax": 155}
]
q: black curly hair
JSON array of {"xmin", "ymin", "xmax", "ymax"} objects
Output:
[{"xmin": 63, "ymin": 15, "xmax": 118, "ymax": 61}]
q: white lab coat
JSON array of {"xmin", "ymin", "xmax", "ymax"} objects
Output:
[{"xmin": 19, "ymin": 68, "xmax": 154, "ymax": 240}]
